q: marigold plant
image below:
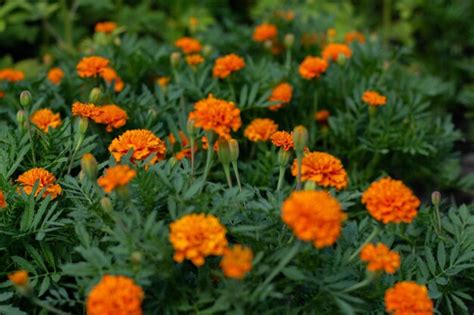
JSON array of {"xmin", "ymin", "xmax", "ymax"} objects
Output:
[
  {"xmin": 76, "ymin": 56, "xmax": 110, "ymax": 78},
  {"xmin": 244, "ymin": 118, "xmax": 278, "ymax": 142},
  {"xmin": 97, "ymin": 165, "xmax": 136, "ymax": 193},
  {"xmin": 271, "ymin": 131, "xmax": 294, "ymax": 151},
  {"xmin": 175, "ymin": 37, "xmax": 202, "ymax": 54},
  {"xmin": 252, "ymin": 23, "xmax": 278, "ymax": 42},
  {"xmin": 362, "ymin": 90, "xmax": 387, "ymax": 107},
  {"xmin": 0, "ymin": 68, "xmax": 24, "ymax": 82},
  {"xmin": 95, "ymin": 21, "xmax": 117, "ymax": 33},
  {"xmin": 268, "ymin": 82, "xmax": 293, "ymax": 111},
  {"xmin": 212, "ymin": 54, "xmax": 246, "ymax": 79},
  {"xmin": 108, "ymin": 129, "xmax": 167, "ymax": 164},
  {"xmin": 321, "ymin": 43, "xmax": 353, "ymax": 61},
  {"xmin": 220, "ymin": 245, "xmax": 253, "ymax": 279},
  {"xmin": 360, "ymin": 243, "xmax": 400, "ymax": 274},
  {"xmin": 299, "ymin": 56, "xmax": 328, "ymax": 79},
  {"xmin": 8, "ymin": 270, "xmax": 28, "ymax": 286},
  {"xmin": 47, "ymin": 67, "xmax": 64, "ymax": 85},
  {"xmin": 72, "ymin": 102, "xmax": 102, "ymax": 119},
  {"xmin": 315, "ymin": 109, "xmax": 330, "ymax": 124},
  {"xmin": 186, "ymin": 54, "xmax": 204, "ymax": 66},
  {"xmin": 30, "ymin": 108, "xmax": 62, "ymax": 132},
  {"xmin": 345, "ymin": 31, "xmax": 366, "ymax": 43},
  {"xmin": 93, "ymin": 104, "xmax": 128, "ymax": 132},
  {"xmin": 0, "ymin": 191, "xmax": 6, "ymax": 208},
  {"xmin": 385, "ymin": 281, "xmax": 433, "ymax": 315},
  {"xmin": 16, "ymin": 168, "xmax": 62, "ymax": 199}
]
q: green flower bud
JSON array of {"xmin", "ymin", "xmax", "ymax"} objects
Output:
[
  {"xmin": 100, "ymin": 197, "xmax": 113, "ymax": 213},
  {"xmin": 304, "ymin": 181, "xmax": 316, "ymax": 191},
  {"xmin": 89, "ymin": 87, "xmax": 101, "ymax": 104},
  {"xmin": 16, "ymin": 110, "xmax": 26, "ymax": 125},
  {"xmin": 293, "ymin": 125, "xmax": 308, "ymax": 154},
  {"xmin": 431, "ymin": 191, "xmax": 441, "ymax": 206},
  {"xmin": 336, "ymin": 53, "xmax": 346, "ymax": 65},
  {"xmin": 187, "ymin": 119, "xmax": 195, "ymax": 137},
  {"xmin": 229, "ymin": 139, "xmax": 239, "ymax": 163},
  {"xmin": 170, "ymin": 52, "xmax": 181, "ymax": 67},
  {"xmin": 217, "ymin": 138, "xmax": 231, "ymax": 166},
  {"xmin": 169, "ymin": 156, "xmax": 178, "ymax": 168},
  {"xmin": 130, "ymin": 251, "xmax": 143, "ymax": 265},
  {"xmin": 81, "ymin": 153, "xmax": 98, "ymax": 180},
  {"xmin": 20, "ymin": 91, "xmax": 32, "ymax": 108},
  {"xmin": 203, "ymin": 45, "xmax": 213, "ymax": 57},
  {"xmin": 284, "ymin": 33, "xmax": 295, "ymax": 48},
  {"xmin": 277, "ymin": 148, "xmax": 291, "ymax": 167},
  {"xmin": 264, "ymin": 40, "xmax": 273, "ymax": 50},
  {"xmin": 78, "ymin": 117, "xmax": 89, "ymax": 135}
]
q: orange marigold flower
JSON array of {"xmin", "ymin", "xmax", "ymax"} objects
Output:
[
  {"xmin": 108, "ymin": 129, "xmax": 166, "ymax": 164},
  {"xmin": 72, "ymin": 102, "xmax": 102, "ymax": 119},
  {"xmin": 201, "ymin": 136, "xmax": 219, "ymax": 151},
  {"xmin": 322, "ymin": 43, "xmax": 352, "ymax": 61},
  {"xmin": 252, "ymin": 23, "xmax": 278, "ymax": 42},
  {"xmin": 244, "ymin": 118, "xmax": 278, "ymax": 142},
  {"xmin": 220, "ymin": 245, "xmax": 253, "ymax": 279},
  {"xmin": 30, "ymin": 109, "xmax": 62, "ymax": 133},
  {"xmin": 175, "ymin": 37, "xmax": 202, "ymax": 54},
  {"xmin": 362, "ymin": 177, "xmax": 420, "ymax": 224},
  {"xmin": 93, "ymin": 104, "xmax": 128, "ymax": 132},
  {"xmin": 47, "ymin": 67, "xmax": 64, "ymax": 85},
  {"xmin": 186, "ymin": 54, "xmax": 204, "ymax": 66},
  {"xmin": 291, "ymin": 152, "xmax": 348, "ymax": 190},
  {"xmin": 345, "ymin": 31, "xmax": 366, "ymax": 44},
  {"xmin": 282, "ymin": 190, "xmax": 346, "ymax": 248},
  {"xmin": 385, "ymin": 281, "xmax": 433, "ymax": 315},
  {"xmin": 0, "ymin": 91, "xmax": 4, "ymax": 98},
  {"xmin": 169, "ymin": 213, "xmax": 228, "ymax": 267},
  {"xmin": 0, "ymin": 190, "xmax": 6, "ymax": 208},
  {"xmin": 169, "ymin": 131, "xmax": 194, "ymax": 160},
  {"xmin": 299, "ymin": 56, "xmax": 328, "ymax": 79},
  {"xmin": 362, "ymin": 90, "xmax": 387, "ymax": 107},
  {"xmin": 95, "ymin": 21, "xmax": 117, "ymax": 33},
  {"xmin": 87, "ymin": 275, "xmax": 144, "ymax": 315},
  {"xmin": 97, "ymin": 165, "xmax": 136, "ymax": 193},
  {"xmin": 360, "ymin": 243, "xmax": 400, "ymax": 274},
  {"xmin": 76, "ymin": 56, "xmax": 110, "ymax": 78},
  {"xmin": 157, "ymin": 76, "xmax": 170, "ymax": 87},
  {"xmin": 100, "ymin": 67, "xmax": 124, "ymax": 92},
  {"xmin": 212, "ymin": 54, "xmax": 245, "ymax": 79},
  {"xmin": 268, "ymin": 82, "xmax": 293, "ymax": 111},
  {"xmin": 0, "ymin": 68, "xmax": 24, "ymax": 82},
  {"xmin": 271, "ymin": 131, "xmax": 294, "ymax": 151},
  {"xmin": 8, "ymin": 270, "xmax": 28, "ymax": 286},
  {"xmin": 189, "ymin": 94, "xmax": 241, "ymax": 139},
  {"xmin": 16, "ymin": 168, "xmax": 62, "ymax": 199},
  {"xmin": 315, "ymin": 110, "xmax": 330, "ymax": 124}
]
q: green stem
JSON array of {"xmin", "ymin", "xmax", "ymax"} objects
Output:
[
  {"xmin": 200, "ymin": 131, "xmax": 215, "ymax": 191},
  {"xmin": 223, "ymin": 164, "xmax": 233, "ymax": 188},
  {"xmin": 434, "ymin": 204, "xmax": 442, "ymax": 233},
  {"xmin": 190, "ymin": 138, "xmax": 195, "ymax": 176},
  {"xmin": 227, "ymin": 79, "xmax": 236, "ymax": 102},
  {"xmin": 285, "ymin": 49, "xmax": 292, "ymax": 74},
  {"xmin": 231, "ymin": 161, "xmax": 242, "ymax": 192},
  {"xmin": 276, "ymin": 166, "xmax": 286, "ymax": 191},
  {"xmin": 295, "ymin": 153, "xmax": 303, "ymax": 190},
  {"xmin": 342, "ymin": 273, "xmax": 375, "ymax": 293},
  {"xmin": 348, "ymin": 225, "xmax": 380, "ymax": 262},
  {"xmin": 67, "ymin": 134, "xmax": 84, "ymax": 175},
  {"xmin": 26, "ymin": 122, "xmax": 37, "ymax": 164}
]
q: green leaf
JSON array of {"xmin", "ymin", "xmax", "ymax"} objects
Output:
[
  {"xmin": 437, "ymin": 242, "xmax": 446, "ymax": 270},
  {"xmin": 425, "ymin": 247, "xmax": 437, "ymax": 275}
]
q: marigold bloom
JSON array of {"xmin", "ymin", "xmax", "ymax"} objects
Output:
[
  {"xmin": 252, "ymin": 23, "xmax": 278, "ymax": 42},
  {"xmin": 169, "ymin": 213, "xmax": 228, "ymax": 267},
  {"xmin": 189, "ymin": 94, "xmax": 241, "ymax": 139},
  {"xmin": 93, "ymin": 104, "xmax": 128, "ymax": 132},
  {"xmin": 186, "ymin": 54, "xmax": 204, "ymax": 66},
  {"xmin": 30, "ymin": 109, "xmax": 62, "ymax": 132},
  {"xmin": 109, "ymin": 129, "xmax": 166, "ymax": 164},
  {"xmin": 175, "ymin": 37, "xmax": 202, "ymax": 54},
  {"xmin": 360, "ymin": 243, "xmax": 400, "ymax": 274},
  {"xmin": 220, "ymin": 245, "xmax": 253, "ymax": 279},
  {"xmin": 47, "ymin": 67, "xmax": 64, "ymax": 85},
  {"xmin": 87, "ymin": 275, "xmax": 144, "ymax": 315},
  {"xmin": 322, "ymin": 43, "xmax": 352, "ymax": 61},
  {"xmin": 244, "ymin": 118, "xmax": 278, "ymax": 142},
  {"xmin": 291, "ymin": 152, "xmax": 348, "ymax": 190},
  {"xmin": 76, "ymin": 56, "xmax": 110, "ymax": 78},
  {"xmin": 271, "ymin": 131, "xmax": 294, "ymax": 151},
  {"xmin": 282, "ymin": 190, "xmax": 346, "ymax": 248},
  {"xmin": 16, "ymin": 168, "xmax": 62, "ymax": 199},
  {"xmin": 0, "ymin": 191, "xmax": 6, "ymax": 208},
  {"xmin": 212, "ymin": 54, "xmax": 245, "ymax": 79},
  {"xmin": 201, "ymin": 136, "xmax": 219, "ymax": 151},
  {"xmin": 299, "ymin": 56, "xmax": 328, "ymax": 79},
  {"xmin": 345, "ymin": 31, "xmax": 366, "ymax": 44},
  {"xmin": 362, "ymin": 177, "xmax": 420, "ymax": 224},
  {"xmin": 100, "ymin": 67, "xmax": 124, "ymax": 92},
  {"xmin": 97, "ymin": 165, "xmax": 136, "ymax": 193},
  {"xmin": 0, "ymin": 68, "xmax": 24, "ymax": 82},
  {"xmin": 362, "ymin": 90, "xmax": 387, "ymax": 107},
  {"xmin": 385, "ymin": 281, "xmax": 433, "ymax": 315},
  {"xmin": 72, "ymin": 102, "xmax": 102, "ymax": 119},
  {"xmin": 169, "ymin": 131, "xmax": 194, "ymax": 160},
  {"xmin": 8, "ymin": 270, "xmax": 28, "ymax": 286},
  {"xmin": 268, "ymin": 82, "xmax": 293, "ymax": 111},
  {"xmin": 95, "ymin": 21, "xmax": 117, "ymax": 33},
  {"xmin": 157, "ymin": 76, "xmax": 170, "ymax": 87},
  {"xmin": 315, "ymin": 110, "xmax": 330, "ymax": 124}
]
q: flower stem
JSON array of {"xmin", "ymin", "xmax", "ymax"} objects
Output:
[
  {"xmin": 231, "ymin": 161, "xmax": 242, "ymax": 192},
  {"xmin": 200, "ymin": 131, "xmax": 215, "ymax": 191},
  {"xmin": 348, "ymin": 225, "xmax": 380, "ymax": 262},
  {"xmin": 26, "ymin": 122, "xmax": 37, "ymax": 164},
  {"xmin": 223, "ymin": 164, "xmax": 233, "ymax": 188},
  {"xmin": 295, "ymin": 153, "xmax": 303, "ymax": 190},
  {"xmin": 276, "ymin": 166, "xmax": 286, "ymax": 191},
  {"xmin": 190, "ymin": 138, "xmax": 195, "ymax": 176},
  {"xmin": 67, "ymin": 134, "xmax": 84, "ymax": 175},
  {"xmin": 342, "ymin": 272, "xmax": 376, "ymax": 293}
]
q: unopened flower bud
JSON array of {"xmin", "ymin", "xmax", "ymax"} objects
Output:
[
  {"xmin": 168, "ymin": 156, "xmax": 178, "ymax": 168},
  {"xmin": 431, "ymin": 191, "xmax": 441, "ymax": 206},
  {"xmin": 130, "ymin": 251, "xmax": 143, "ymax": 265},
  {"xmin": 78, "ymin": 170, "xmax": 85, "ymax": 182},
  {"xmin": 203, "ymin": 45, "xmax": 213, "ymax": 57},
  {"xmin": 8, "ymin": 270, "xmax": 31, "ymax": 296},
  {"xmin": 337, "ymin": 53, "xmax": 346, "ymax": 65},
  {"xmin": 217, "ymin": 138, "xmax": 231, "ymax": 166},
  {"xmin": 81, "ymin": 153, "xmax": 98, "ymax": 180},
  {"xmin": 20, "ymin": 91, "xmax": 32, "ymax": 108},
  {"xmin": 170, "ymin": 52, "xmax": 181, "ymax": 67},
  {"xmin": 293, "ymin": 125, "xmax": 308, "ymax": 154},
  {"xmin": 304, "ymin": 181, "xmax": 316, "ymax": 191},
  {"xmin": 264, "ymin": 40, "xmax": 273, "ymax": 50},
  {"xmin": 100, "ymin": 197, "xmax": 113, "ymax": 213},
  {"xmin": 89, "ymin": 87, "xmax": 101, "ymax": 104},
  {"xmin": 78, "ymin": 117, "xmax": 89, "ymax": 135},
  {"xmin": 229, "ymin": 139, "xmax": 239, "ymax": 162},
  {"xmin": 187, "ymin": 119, "xmax": 195, "ymax": 137},
  {"xmin": 277, "ymin": 148, "xmax": 291, "ymax": 167},
  {"xmin": 16, "ymin": 110, "xmax": 26, "ymax": 125},
  {"xmin": 284, "ymin": 33, "xmax": 295, "ymax": 48}
]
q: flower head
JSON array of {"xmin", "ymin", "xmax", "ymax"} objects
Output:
[
  {"xmin": 252, "ymin": 23, "xmax": 278, "ymax": 42},
  {"xmin": 76, "ymin": 56, "xmax": 110, "ymax": 78},
  {"xmin": 362, "ymin": 177, "xmax": 420, "ymax": 224},
  {"xmin": 315, "ymin": 110, "xmax": 330, "ymax": 124},
  {"xmin": 169, "ymin": 131, "xmax": 194, "ymax": 160},
  {"xmin": 87, "ymin": 275, "xmax": 144, "ymax": 315},
  {"xmin": 16, "ymin": 168, "xmax": 62, "ymax": 199},
  {"xmin": 109, "ymin": 129, "xmax": 166, "ymax": 164},
  {"xmin": 186, "ymin": 54, "xmax": 204, "ymax": 66},
  {"xmin": 100, "ymin": 67, "xmax": 124, "ymax": 92},
  {"xmin": 212, "ymin": 54, "xmax": 245, "ymax": 79},
  {"xmin": 385, "ymin": 281, "xmax": 433, "ymax": 315},
  {"xmin": 321, "ymin": 43, "xmax": 352, "ymax": 61},
  {"xmin": 291, "ymin": 152, "xmax": 348, "ymax": 190},
  {"xmin": 268, "ymin": 82, "xmax": 293, "ymax": 111},
  {"xmin": 175, "ymin": 37, "xmax": 202, "ymax": 54},
  {"xmin": 31, "ymin": 109, "xmax": 62, "ymax": 132},
  {"xmin": 93, "ymin": 104, "xmax": 128, "ymax": 132},
  {"xmin": 157, "ymin": 76, "xmax": 170, "ymax": 87},
  {"xmin": 271, "ymin": 131, "xmax": 294, "ymax": 151},
  {"xmin": 362, "ymin": 90, "xmax": 387, "ymax": 107},
  {"xmin": 220, "ymin": 245, "xmax": 253, "ymax": 279},
  {"xmin": 47, "ymin": 67, "xmax": 64, "ymax": 85},
  {"xmin": 282, "ymin": 190, "xmax": 346, "ymax": 248},
  {"xmin": 244, "ymin": 118, "xmax": 278, "ymax": 142},
  {"xmin": 0, "ymin": 191, "xmax": 6, "ymax": 208},
  {"xmin": 360, "ymin": 243, "xmax": 400, "ymax": 274},
  {"xmin": 95, "ymin": 21, "xmax": 117, "ymax": 33},
  {"xmin": 169, "ymin": 213, "xmax": 228, "ymax": 266},
  {"xmin": 299, "ymin": 56, "xmax": 328, "ymax": 79},
  {"xmin": 97, "ymin": 165, "xmax": 136, "ymax": 193},
  {"xmin": 345, "ymin": 31, "xmax": 366, "ymax": 44},
  {"xmin": 8, "ymin": 270, "xmax": 28, "ymax": 286},
  {"xmin": 72, "ymin": 102, "xmax": 102, "ymax": 120},
  {"xmin": 0, "ymin": 68, "xmax": 24, "ymax": 82},
  {"xmin": 201, "ymin": 136, "xmax": 219, "ymax": 151}
]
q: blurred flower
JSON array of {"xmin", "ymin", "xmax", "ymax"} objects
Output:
[
  {"xmin": 327, "ymin": 28, "xmax": 336, "ymax": 41},
  {"xmin": 362, "ymin": 90, "xmax": 387, "ymax": 107},
  {"xmin": 0, "ymin": 91, "xmax": 4, "ymax": 98},
  {"xmin": 385, "ymin": 281, "xmax": 433, "ymax": 315},
  {"xmin": 299, "ymin": 56, "xmax": 328, "ymax": 79},
  {"xmin": 95, "ymin": 21, "xmax": 117, "ymax": 33},
  {"xmin": 220, "ymin": 245, "xmax": 253, "ymax": 279},
  {"xmin": 244, "ymin": 118, "xmax": 278, "ymax": 142},
  {"xmin": 186, "ymin": 54, "xmax": 204, "ymax": 66},
  {"xmin": 47, "ymin": 67, "xmax": 64, "ymax": 85},
  {"xmin": 76, "ymin": 56, "xmax": 110, "ymax": 78},
  {"xmin": 301, "ymin": 32, "xmax": 318, "ymax": 48},
  {"xmin": 175, "ymin": 37, "xmax": 202, "ymax": 54},
  {"xmin": 81, "ymin": 153, "xmax": 98, "ymax": 180},
  {"xmin": 98, "ymin": 165, "xmax": 136, "ymax": 193},
  {"xmin": 157, "ymin": 76, "xmax": 170, "ymax": 87},
  {"xmin": 315, "ymin": 110, "xmax": 330, "ymax": 124},
  {"xmin": 8, "ymin": 270, "xmax": 28, "ymax": 286},
  {"xmin": 271, "ymin": 131, "xmax": 294, "ymax": 151},
  {"xmin": 93, "ymin": 104, "xmax": 128, "ymax": 132},
  {"xmin": 16, "ymin": 168, "xmax": 62, "ymax": 199},
  {"xmin": 72, "ymin": 102, "xmax": 102, "ymax": 120},
  {"xmin": 212, "ymin": 54, "xmax": 245, "ymax": 79},
  {"xmin": 0, "ymin": 68, "xmax": 24, "ymax": 82},
  {"xmin": 0, "ymin": 191, "xmax": 6, "ymax": 208},
  {"xmin": 30, "ymin": 108, "xmax": 62, "ymax": 132},
  {"xmin": 345, "ymin": 31, "xmax": 366, "ymax": 44},
  {"xmin": 100, "ymin": 67, "xmax": 124, "ymax": 92},
  {"xmin": 253, "ymin": 23, "xmax": 278, "ymax": 42},
  {"xmin": 202, "ymin": 136, "xmax": 219, "ymax": 151},
  {"xmin": 268, "ymin": 82, "xmax": 293, "ymax": 111},
  {"xmin": 360, "ymin": 243, "xmax": 400, "ymax": 274},
  {"xmin": 322, "ymin": 43, "xmax": 352, "ymax": 62},
  {"xmin": 275, "ymin": 10, "xmax": 295, "ymax": 21},
  {"xmin": 108, "ymin": 129, "xmax": 166, "ymax": 164}
]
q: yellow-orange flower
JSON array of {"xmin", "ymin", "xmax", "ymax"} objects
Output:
[
  {"xmin": 8, "ymin": 270, "xmax": 28, "ymax": 286},
  {"xmin": 282, "ymin": 190, "xmax": 346, "ymax": 248},
  {"xmin": 189, "ymin": 94, "xmax": 241, "ymax": 139},
  {"xmin": 362, "ymin": 90, "xmax": 387, "ymax": 107},
  {"xmin": 220, "ymin": 245, "xmax": 253, "ymax": 279},
  {"xmin": 345, "ymin": 31, "xmax": 366, "ymax": 44},
  {"xmin": 100, "ymin": 67, "xmax": 124, "ymax": 92},
  {"xmin": 299, "ymin": 56, "xmax": 328, "ymax": 79},
  {"xmin": 322, "ymin": 43, "xmax": 352, "ymax": 61},
  {"xmin": 16, "ymin": 168, "xmax": 62, "ymax": 199},
  {"xmin": 0, "ymin": 68, "xmax": 24, "ymax": 82},
  {"xmin": 186, "ymin": 54, "xmax": 204, "ymax": 66},
  {"xmin": 76, "ymin": 56, "xmax": 110, "ymax": 78},
  {"xmin": 47, "ymin": 67, "xmax": 64, "ymax": 85},
  {"xmin": 30, "ymin": 109, "xmax": 62, "ymax": 132},
  {"xmin": 385, "ymin": 281, "xmax": 433, "ymax": 315},
  {"xmin": 97, "ymin": 165, "xmax": 136, "ymax": 193},
  {"xmin": 291, "ymin": 152, "xmax": 348, "ymax": 190},
  {"xmin": 361, "ymin": 177, "xmax": 420, "ymax": 224},
  {"xmin": 212, "ymin": 54, "xmax": 245, "ymax": 79},
  {"xmin": 0, "ymin": 191, "xmax": 6, "ymax": 208},
  {"xmin": 268, "ymin": 82, "xmax": 293, "ymax": 111},
  {"xmin": 95, "ymin": 21, "xmax": 117, "ymax": 33},
  {"xmin": 360, "ymin": 243, "xmax": 400, "ymax": 274},
  {"xmin": 315, "ymin": 110, "xmax": 330, "ymax": 124},
  {"xmin": 175, "ymin": 37, "xmax": 202, "ymax": 54},
  {"xmin": 157, "ymin": 76, "xmax": 170, "ymax": 87},
  {"xmin": 93, "ymin": 104, "xmax": 128, "ymax": 132},
  {"xmin": 169, "ymin": 213, "xmax": 228, "ymax": 267},
  {"xmin": 270, "ymin": 131, "xmax": 294, "ymax": 151},
  {"xmin": 87, "ymin": 275, "xmax": 144, "ymax": 315},
  {"xmin": 252, "ymin": 23, "xmax": 278, "ymax": 42},
  {"xmin": 244, "ymin": 118, "xmax": 278, "ymax": 142},
  {"xmin": 108, "ymin": 129, "xmax": 166, "ymax": 164},
  {"xmin": 72, "ymin": 102, "xmax": 102, "ymax": 119}
]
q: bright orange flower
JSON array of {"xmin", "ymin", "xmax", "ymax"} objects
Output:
[
  {"xmin": 360, "ymin": 243, "xmax": 400, "ymax": 274},
  {"xmin": 87, "ymin": 275, "xmax": 144, "ymax": 315},
  {"xmin": 157, "ymin": 76, "xmax": 170, "ymax": 87},
  {"xmin": 97, "ymin": 165, "xmax": 136, "ymax": 193},
  {"xmin": 220, "ymin": 245, "xmax": 253, "ymax": 279},
  {"xmin": 47, "ymin": 67, "xmax": 64, "ymax": 85},
  {"xmin": 189, "ymin": 94, "xmax": 241, "ymax": 139},
  {"xmin": 244, "ymin": 118, "xmax": 278, "ymax": 142},
  {"xmin": 175, "ymin": 37, "xmax": 202, "ymax": 54},
  {"xmin": 315, "ymin": 110, "xmax": 330, "ymax": 124},
  {"xmin": 0, "ymin": 68, "xmax": 24, "ymax": 82},
  {"xmin": 362, "ymin": 90, "xmax": 387, "ymax": 107},
  {"xmin": 169, "ymin": 131, "xmax": 194, "ymax": 160},
  {"xmin": 252, "ymin": 23, "xmax": 278, "ymax": 42},
  {"xmin": 291, "ymin": 152, "xmax": 348, "ymax": 190},
  {"xmin": 201, "ymin": 136, "xmax": 219, "ymax": 151},
  {"xmin": 100, "ymin": 67, "xmax": 124, "ymax": 92},
  {"xmin": 271, "ymin": 131, "xmax": 294, "ymax": 151},
  {"xmin": 385, "ymin": 281, "xmax": 433, "ymax": 315},
  {"xmin": 169, "ymin": 213, "xmax": 228, "ymax": 267},
  {"xmin": 322, "ymin": 43, "xmax": 352, "ymax": 61},
  {"xmin": 212, "ymin": 54, "xmax": 245, "ymax": 79},
  {"xmin": 72, "ymin": 102, "xmax": 102, "ymax": 120},
  {"xmin": 362, "ymin": 177, "xmax": 420, "ymax": 224},
  {"xmin": 345, "ymin": 31, "xmax": 366, "ymax": 44},
  {"xmin": 0, "ymin": 191, "xmax": 6, "ymax": 208},
  {"xmin": 268, "ymin": 82, "xmax": 293, "ymax": 111},
  {"xmin": 0, "ymin": 91, "xmax": 4, "ymax": 98},
  {"xmin": 76, "ymin": 56, "xmax": 110, "ymax": 78},
  {"xmin": 186, "ymin": 54, "xmax": 204, "ymax": 66},
  {"xmin": 8, "ymin": 270, "xmax": 28, "ymax": 286},
  {"xmin": 298, "ymin": 56, "xmax": 328, "ymax": 79},
  {"xmin": 282, "ymin": 190, "xmax": 346, "ymax": 248},
  {"xmin": 95, "ymin": 21, "xmax": 117, "ymax": 33},
  {"xmin": 16, "ymin": 168, "xmax": 62, "ymax": 199},
  {"xmin": 93, "ymin": 104, "xmax": 128, "ymax": 132},
  {"xmin": 108, "ymin": 129, "xmax": 167, "ymax": 164},
  {"xmin": 30, "ymin": 109, "xmax": 62, "ymax": 132}
]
